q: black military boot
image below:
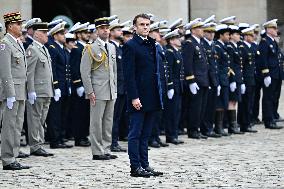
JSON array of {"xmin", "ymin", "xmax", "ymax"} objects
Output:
[
  {"xmin": 228, "ymin": 110, "xmax": 244, "ymax": 134},
  {"xmin": 214, "ymin": 110, "xmax": 230, "ymax": 136}
]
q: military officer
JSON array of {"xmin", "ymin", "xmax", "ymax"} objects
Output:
[
  {"xmin": 109, "ymin": 19, "xmax": 127, "ymax": 152},
  {"xmin": 182, "ymin": 19, "xmax": 209, "ymax": 139},
  {"xmin": 69, "ymin": 22, "xmax": 91, "ymax": 147},
  {"xmin": 46, "ymin": 22, "xmax": 73, "ymax": 148},
  {"xmin": 237, "ymin": 27, "xmax": 258, "ymax": 133},
  {"xmin": 26, "ymin": 22, "xmax": 55, "ymax": 156},
  {"xmin": 23, "ymin": 18, "xmax": 42, "ymax": 49},
  {"xmin": 225, "ymin": 25, "xmax": 245, "ymax": 134},
  {"xmin": 200, "ymin": 21, "xmax": 222, "ymax": 138},
  {"xmin": 0, "ymin": 12, "xmax": 31, "ymax": 170},
  {"xmin": 80, "ymin": 17, "xmax": 117, "ymax": 160},
  {"xmin": 214, "ymin": 24, "xmax": 233, "ymax": 136},
  {"xmin": 163, "ymin": 29, "xmax": 185, "ymax": 144},
  {"xmin": 64, "ymin": 33, "xmax": 76, "ymax": 52},
  {"xmin": 148, "ymin": 21, "xmax": 171, "ymax": 148},
  {"xmin": 257, "ymin": 19, "xmax": 283, "ymax": 129}
]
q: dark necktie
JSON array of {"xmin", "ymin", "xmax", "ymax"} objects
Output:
[
  {"xmin": 104, "ymin": 43, "xmax": 108, "ymax": 54},
  {"xmin": 42, "ymin": 46, "xmax": 47, "ymax": 55}
]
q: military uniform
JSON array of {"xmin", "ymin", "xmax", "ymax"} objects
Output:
[
  {"xmin": 80, "ymin": 37, "xmax": 117, "ymax": 156},
  {"xmin": 164, "ymin": 44, "xmax": 184, "ymax": 142},
  {"xmin": 70, "ymin": 39, "xmax": 90, "ymax": 146},
  {"xmin": 0, "ymin": 32, "xmax": 27, "ymax": 166},
  {"xmin": 237, "ymin": 38, "xmax": 257, "ymax": 132},
  {"xmin": 183, "ymin": 34, "xmax": 209, "ymax": 138},
  {"xmin": 26, "ymin": 38, "xmax": 54, "ymax": 153}
]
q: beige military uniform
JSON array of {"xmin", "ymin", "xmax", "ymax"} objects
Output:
[
  {"xmin": 80, "ymin": 38, "xmax": 117, "ymax": 155},
  {"xmin": 26, "ymin": 41, "xmax": 54, "ymax": 153},
  {"xmin": 0, "ymin": 33, "xmax": 27, "ymax": 166}
]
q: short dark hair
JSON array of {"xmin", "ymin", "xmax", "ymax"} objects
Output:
[{"xmin": 133, "ymin": 14, "xmax": 150, "ymax": 26}]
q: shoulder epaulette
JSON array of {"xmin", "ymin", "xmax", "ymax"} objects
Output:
[
  {"xmin": 226, "ymin": 44, "xmax": 233, "ymax": 48},
  {"xmin": 262, "ymin": 38, "xmax": 266, "ymax": 41},
  {"xmin": 215, "ymin": 45, "xmax": 221, "ymax": 48},
  {"xmin": 186, "ymin": 39, "xmax": 192, "ymax": 43},
  {"xmin": 49, "ymin": 44, "xmax": 55, "ymax": 49},
  {"xmin": 239, "ymin": 45, "xmax": 244, "ymax": 48},
  {"xmin": 166, "ymin": 49, "xmax": 174, "ymax": 53},
  {"xmin": 73, "ymin": 46, "xmax": 78, "ymax": 49}
]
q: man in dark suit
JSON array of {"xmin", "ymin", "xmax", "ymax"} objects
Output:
[
  {"xmin": 256, "ymin": 19, "xmax": 283, "ymax": 129},
  {"xmin": 69, "ymin": 22, "xmax": 91, "ymax": 147},
  {"xmin": 122, "ymin": 14, "xmax": 163, "ymax": 178},
  {"xmin": 109, "ymin": 19, "xmax": 127, "ymax": 152},
  {"xmin": 182, "ymin": 19, "xmax": 209, "ymax": 139},
  {"xmin": 46, "ymin": 22, "xmax": 73, "ymax": 148}
]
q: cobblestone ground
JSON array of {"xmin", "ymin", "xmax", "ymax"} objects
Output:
[{"xmin": 0, "ymin": 89, "xmax": 284, "ymax": 189}]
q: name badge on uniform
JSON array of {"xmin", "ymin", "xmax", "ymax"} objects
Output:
[{"xmin": 195, "ymin": 46, "xmax": 200, "ymax": 51}]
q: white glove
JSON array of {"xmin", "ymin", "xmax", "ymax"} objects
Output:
[
  {"xmin": 189, "ymin": 82, "xmax": 200, "ymax": 95},
  {"xmin": 241, "ymin": 84, "xmax": 246, "ymax": 94},
  {"xmin": 69, "ymin": 87, "xmax": 72, "ymax": 95},
  {"xmin": 76, "ymin": 86, "xmax": 85, "ymax": 97},
  {"xmin": 7, "ymin": 97, "xmax": 16, "ymax": 110},
  {"xmin": 264, "ymin": 76, "xmax": 271, "ymax": 87},
  {"xmin": 167, "ymin": 89, "xmax": 174, "ymax": 99},
  {"xmin": 28, "ymin": 92, "xmax": 37, "ymax": 105},
  {"xmin": 230, "ymin": 82, "xmax": 237, "ymax": 92},
  {"xmin": 217, "ymin": 85, "xmax": 221, "ymax": 96},
  {"xmin": 54, "ymin": 88, "xmax": 61, "ymax": 102}
]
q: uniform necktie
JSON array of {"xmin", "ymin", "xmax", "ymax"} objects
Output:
[{"xmin": 104, "ymin": 43, "xmax": 108, "ymax": 54}]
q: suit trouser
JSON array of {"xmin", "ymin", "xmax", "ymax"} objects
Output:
[
  {"xmin": 90, "ymin": 99, "xmax": 115, "ymax": 155},
  {"xmin": 188, "ymin": 87, "xmax": 209, "ymax": 133},
  {"xmin": 111, "ymin": 94, "xmax": 126, "ymax": 147},
  {"xmin": 201, "ymin": 87, "xmax": 217, "ymax": 134},
  {"xmin": 262, "ymin": 78, "xmax": 281, "ymax": 125},
  {"xmin": 128, "ymin": 111, "xmax": 159, "ymax": 170},
  {"xmin": 238, "ymin": 86, "xmax": 255, "ymax": 130},
  {"xmin": 273, "ymin": 79, "xmax": 282, "ymax": 119},
  {"xmin": 165, "ymin": 93, "xmax": 182, "ymax": 140},
  {"xmin": 70, "ymin": 94, "xmax": 90, "ymax": 142},
  {"xmin": 46, "ymin": 96, "xmax": 69, "ymax": 145},
  {"xmin": 1, "ymin": 100, "xmax": 25, "ymax": 166},
  {"xmin": 27, "ymin": 97, "xmax": 50, "ymax": 152}
]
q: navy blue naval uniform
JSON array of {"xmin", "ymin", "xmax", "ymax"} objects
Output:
[
  {"xmin": 164, "ymin": 44, "xmax": 184, "ymax": 141},
  {"xmin": 226, "ymin": 42, "xmax": 244, "ymax": 102},
  {"xmin": 122, "ymin": 34, "xmax": 163, "ymax": 170},
  {"xmin": 200, "ymin": 38, "xmax": 219, "ymax": 135},
  {"xmin": 256, "ymin": 35, "xmax": 282, "ymax": 127},
  {"xmin": 182, "ymin": 36, "xmax": 209, "ymax": 135},
  {"xmin": 69, "ymin": 41, "xmax": 90, "ymax": 144},
  {"xmin": 214, "ymin": 40, "xmax": 235, "ymax": 109},
  {"xmin": 46, "ymin": 40, "xmax": 72, "ymax": 147},
  {"xmin": 23, "ymin": 35, "xmax": 33, "ymax": 50},
  {"xmin": 238, "ymin": 41, "xmax": 256, "ymax": 131},
  {"xmin": 110, "ymin": 40, "xmax": 126, "ymax": 148},
  {"xmin": 149, "ymin": 43, "xmax": 171, "ymax": 145}
]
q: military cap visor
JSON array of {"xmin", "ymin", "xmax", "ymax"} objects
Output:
[
  {"xmin": 94, "ymin": 17, "xmax": 110, "ymax": 28},
  {"xmin": 3, "ymin": 12, "xmax": 25, "ymax": 24},
  {"xmin": 32, "ymin": 22, "xmax": 49, "ymax": 31}
]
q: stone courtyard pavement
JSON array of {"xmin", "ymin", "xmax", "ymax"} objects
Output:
[{"xmin": 0, "ymin": 89, "xmax": 284, "ymax": 189}]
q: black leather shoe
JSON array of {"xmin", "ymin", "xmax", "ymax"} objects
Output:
[
  {"xmin": 166, "ymin": 138, "xmax": 183, "ymax": 144},
  {"xmin": 228, "ymin": 127, "xmax": 245, "ymax": 134},
  {"xmin": 92, "ymin": 155, "xmax": 110, "ymax": 160},
  {"xmin": 217, "ymin": 129, "xmax": 230, "ymax": 136},
  {"xmin": 188, "ymin": 131, "xmax": 201, "ymax": 139},
  {"xmin": 50, "ymin": 143, "xmax": 73, "ymax": 149},
  {"xmin": 158, "ymin": 141, "xmax": 169, "ymax": 147},
  {"xmin": 110, "ymin": 145, "xmax": 127, "ymax": 152},
  {"xmin": 130, "ymin": 167, "xmax": 152, "ymax": 178},
  {"xmin": 204, "ymin": 132, "xmax": 222, "ymax": 138},
  {"xmin": 17, "ymin": 151, "xmax": 29, "ymax": 158},
  {"xmin": 144, "ymin": 166, "xmax": 163, "ymax": 176},
  {"xmin": 75, "ymin": 140, "xmax": 91, "ymax": 147},
  {"xmin": 105, "ymin": 153, "xmax": 118, "ymax": 159},
  {"xmin": 265, "ymin": 123, "xmax": 283, "ymax": 129},
  {"xmin": 240, "ymin": 128, "xmax": 258, "ymax": 133},
  {"xmin": 3, "ymin": 162, "xmax": 31, "ymax": 170},
  {"xmin": 149, "ymin": 141, "xmax": 160, "ymax": 148},
  {"xmin": 30, "ymin": 148, "xmax": 54, "ymax": 157}
]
